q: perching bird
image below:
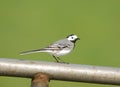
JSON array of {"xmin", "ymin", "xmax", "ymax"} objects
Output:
[{"xmin": 20, "ymin": 34, "xmax": 80, "ymax": 63}]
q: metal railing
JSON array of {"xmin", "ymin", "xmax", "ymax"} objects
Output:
[{"xmin": 0, "ymin": 58, "xmax": 120, "ymax": 87}]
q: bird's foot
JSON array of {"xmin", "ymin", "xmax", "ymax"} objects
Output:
[{"xmin": 57, "ymin": 61, "xmax": 69, "ymax": 64}]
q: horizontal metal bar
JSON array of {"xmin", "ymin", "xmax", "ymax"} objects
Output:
[{"xmin": 0, "ymin": 58, "xmax": 120, "ymax": 85}]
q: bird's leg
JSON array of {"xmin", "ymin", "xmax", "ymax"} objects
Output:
[
  {"xmin": 52, "ymin": 55, "xmax": 60, "ymax": 63},
  {"xmin": 53, "ymin": 56, "xmax": 69, "ymax": 64},
  {"xmin": 57, "ymin": 57, "xmax": 65, "ymax": 62},
  {"xmin": 57, "ymin": 57, "xmax": 69, "ymax": 64}
]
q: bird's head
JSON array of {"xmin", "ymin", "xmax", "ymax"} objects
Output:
[{"xmin": 67, "ymin": 34, "xmax": 80, "ymax": 43}]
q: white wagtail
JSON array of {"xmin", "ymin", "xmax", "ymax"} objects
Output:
[{"xmin": 20, "ymin": 34, "xmax": 80, "ymax": 63}]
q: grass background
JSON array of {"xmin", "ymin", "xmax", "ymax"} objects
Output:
[{"xmin": 0, "ymin": 0, "xmax": 120, "ymax": 87}]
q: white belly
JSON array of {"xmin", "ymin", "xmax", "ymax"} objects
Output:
[{"xmin": 54, "ymin": 49, "xmax": 71, "ymax": 57}]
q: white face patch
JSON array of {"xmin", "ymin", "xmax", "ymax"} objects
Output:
[{"xmin": 67, "ymin": 35, "xmax": 78, "ymax": 41}]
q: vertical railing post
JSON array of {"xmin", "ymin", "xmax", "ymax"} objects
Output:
[{"xmin": 31, "ymin": 73, "xmax": 50, "ymax": 87}]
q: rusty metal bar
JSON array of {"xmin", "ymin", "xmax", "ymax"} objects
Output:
[
  {"xmin": 0, "ymin": 58, "xmax": 120, "ymax": 85},
  {"xmin": 31, "ymin": 73, "xmax": 50, "ymax": 87}
]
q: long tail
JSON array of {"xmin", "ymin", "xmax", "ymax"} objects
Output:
[{"xmin": 20, "ymin": 49, "xmax": 45, "ymax": 55}]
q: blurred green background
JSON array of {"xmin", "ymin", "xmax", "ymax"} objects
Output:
[{"xmin": 0, "ymin": 0, "xmax": 120, "ymax": 87}]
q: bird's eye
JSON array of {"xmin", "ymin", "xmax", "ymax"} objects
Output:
[{"xmin": 71, "ymin": 37, "xmax": 74, "ymax": 39}]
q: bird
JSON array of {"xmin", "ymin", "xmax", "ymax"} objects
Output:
[{"xmin": 20, "ymin": 34, "xmax": 80, "ymax": 63}]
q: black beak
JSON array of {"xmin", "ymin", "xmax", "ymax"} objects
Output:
[{"xmin": 77, "ymin": 38, "xmax": 80, "ymax": 40}]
